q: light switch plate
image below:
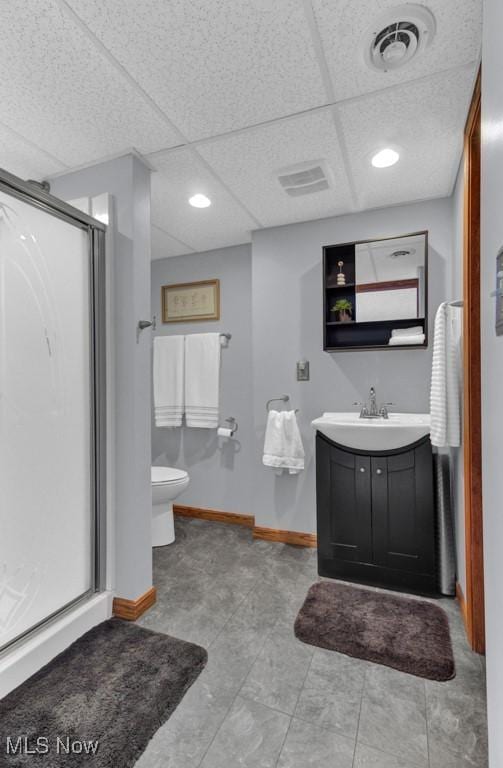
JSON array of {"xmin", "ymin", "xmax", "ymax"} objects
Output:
[{"xmin": 297, "ymin": 360, "xmax": 310, "ymax": 381}]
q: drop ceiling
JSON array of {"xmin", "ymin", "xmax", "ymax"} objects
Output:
[{"xmin": 0, "ymin": 0, "xmax": 481, "ymax": 259}]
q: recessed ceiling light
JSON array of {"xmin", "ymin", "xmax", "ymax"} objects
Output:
[
  {"xmin": 189, "ymin": 193, "xmax": 211, "ymax": 208},
  {"xmin": 371, "ymin": 148, "xmax": 400, "ymax": 168}
]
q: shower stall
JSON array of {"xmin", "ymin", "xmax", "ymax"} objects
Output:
[{"xmin": 0, "ymin": 168, "xmax": 107, "ymax": 671}]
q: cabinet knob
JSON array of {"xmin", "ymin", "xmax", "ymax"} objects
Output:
[
  {"xmin": 376, "ymin": 468, "xmax": 383, "ymax": 475},
  {"xmin": 359, "ymin": 467, "xmax": 365, "ymax": 473}
]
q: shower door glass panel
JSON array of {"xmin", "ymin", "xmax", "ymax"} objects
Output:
[{"xmin": 0, "ymin": 189, "xmax": 93, "ymax": 649}]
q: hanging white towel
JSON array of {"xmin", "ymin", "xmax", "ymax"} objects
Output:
[
  {"xmin": 185, "ymin": 333, "xmax": 221, "ymax": 428},
  {"xmin": 430, "ymin": 303, "xmax": 462, "ymax": 447},
  {"xmin": 153, "ymin": 335, "xmax": 184, "ymax": 427},
  {"xmin": 263, "ymin": 410, "xmax": 305, "ymax": 474}
]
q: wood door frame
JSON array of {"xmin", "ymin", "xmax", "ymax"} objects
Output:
[{"xmin": 462, "ymin": 69, "xmax": 485, "ymax": 653}]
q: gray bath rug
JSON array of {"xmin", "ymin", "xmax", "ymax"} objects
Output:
[
  {"xmin": 294, "ymin": 581, "xmax": 455, "ymax": 681},
  {"xmin": 0, "ymin": 618, "xmax": 207, "ymax": 767}
]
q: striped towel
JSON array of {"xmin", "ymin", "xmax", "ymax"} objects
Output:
[
  {"xmin": 153, "ymin": 335, "xmax": 185, "ymax": 427},
  {"xmin": 430, "ymin": 303, "xmax": 462, "ymax": 447}
]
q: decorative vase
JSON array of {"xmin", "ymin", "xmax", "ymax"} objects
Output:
[{"xmin": 337, "ymin": 309, "xmax": 352, "ymax": 323}]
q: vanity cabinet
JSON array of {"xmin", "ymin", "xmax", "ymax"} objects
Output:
[{"xmin": 316, "ymin": 432, "xmax": 437, "ymax": 593}]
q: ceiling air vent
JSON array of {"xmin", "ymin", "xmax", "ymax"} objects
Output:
[
  {"xmin": 364, "ymin": 4, "xmax": 436, "ymax": 72},
  {"xmin": 277, "ymin": 160, "xmax": 333, "ymax": 197}
]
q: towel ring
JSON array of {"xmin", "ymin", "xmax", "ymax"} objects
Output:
[{"xmin": 266, "ymin": 394, "xmax": 299, "ymax": 414}]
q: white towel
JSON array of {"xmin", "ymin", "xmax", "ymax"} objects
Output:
[
  {"xmin": 185, "ymin": 333, "xmax": 221, "ymax": 428},
  {"xmin": 430, "ymin": 302, "xmax": 462, "ymax": 447},
  {"xmin": 391, "ymin": 326, "xmax": 424, "ymax": 338},
  {"xmin": 263, "ymin": 410, "xmax": 305, "ymax": 474},
  {"xmin": 153, "ymin": 335, "xmax": 184, "ymax": 427},
  {"xmin": 388, "ymin": 334, "xmax": 425, "ymax": 346}
]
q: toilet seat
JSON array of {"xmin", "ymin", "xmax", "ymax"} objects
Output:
[{"xmin": 151, "ymin": 466, "xmax": 188, "ymax": 485}]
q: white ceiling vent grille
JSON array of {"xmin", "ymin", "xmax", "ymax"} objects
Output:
[
  {"xmin": 364, "ymin": 4, "xmax": 436, "ymax": 72},
  {"xmin": 277, "ymin": 160, "xmax": 333, "ymax": 197}
]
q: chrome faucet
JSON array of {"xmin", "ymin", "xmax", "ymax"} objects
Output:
[
  {"xmin": 354, "ymin": 387, "xmax": 393, "ymax": 419},
  {"xmin": 369, "ymin": 387, "xmax": 378, "ymax": 417}
]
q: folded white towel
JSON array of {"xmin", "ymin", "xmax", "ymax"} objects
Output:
[
  {"xmin": 391, "ymin": 326, "xmax": 424, "ymax": 338},
  {"xmin": 263, "ymin": 410, "xmax": 305, "ymax": 474},
  {"xmin": 185, "ymin": 333, "xmax": 221, "ymax": 429},
  {"xmin": 153, "ymin": 335, "xmax": 184, "ymax": 427},
  {"xmin": 430, "ymin": 302, "xmax": 462, "ymax": 447},
  {"xmin": 388, "ymin": 334, "xmax": 425, "ymax": 346}
]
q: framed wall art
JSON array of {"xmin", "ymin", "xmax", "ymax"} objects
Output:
[{"xmin": 161, "ymin": 279, "xmax": 220, "ymax": 323}]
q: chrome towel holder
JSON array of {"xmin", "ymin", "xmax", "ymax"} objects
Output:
[
  {"xmin": 137, "ymin": 315, "xmax": 156, "ymax": 341},
  {"xmin": 266, "ymin": 394, "xmax": 299, "ymax": 414}
]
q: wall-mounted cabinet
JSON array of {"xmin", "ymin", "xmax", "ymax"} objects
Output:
[{"xmin": 323, "ymin": 231, "xmax": 428, "ymax": 351}]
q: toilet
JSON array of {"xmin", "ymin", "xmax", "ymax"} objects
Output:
[{"xmin": 151, "ymin": 466, "xmax": 190, "ymax": 547}]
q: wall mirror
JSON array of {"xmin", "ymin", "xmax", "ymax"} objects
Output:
[{"xmin": 323, "ymin": 231, "xmax": 428, "ymax": 351}]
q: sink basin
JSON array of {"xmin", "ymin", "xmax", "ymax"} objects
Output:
[{"xmin": 311, "ymin": 412, "xmax": 431, "ymax": 451}]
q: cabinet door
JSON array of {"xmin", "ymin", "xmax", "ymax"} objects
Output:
[
  {"xmin": 372, "ymin": 441, "xmax": 435, "ymax": 574},
  {"xmin": 318, "ymin": 441, "xmax": 372, "ymax": 563}
]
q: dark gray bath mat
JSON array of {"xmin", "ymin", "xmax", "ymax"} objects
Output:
[
  {"xmin": 294, "ymin": 582, "xmax": 455, "ymax": 681},
  {"xmin": 0, "ymin": 618, "xmax": 207, "ymax": 767}
]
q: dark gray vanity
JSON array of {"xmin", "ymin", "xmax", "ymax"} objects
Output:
[{"xmin": 313, "ymin": 398, "xmax": 437, "ymax": 595}]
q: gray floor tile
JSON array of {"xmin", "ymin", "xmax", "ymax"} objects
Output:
[
  {"xmin": 357, "ymin": 664, "xmax": 428, "ymax": 767},
  {"xmin": 133, "ymin": 666, "xmax": 232, "ymax": 768},
  {"xmin": 294, "ymin": 648, "xmax": 366, "ymax": 739},
  {"xmin": 240, "ymin": 626, "xmax": 313, "ymax": 714},
  {"xmin": 426, "ymin": 679, "xmax": 488, "ymax": 768},
  {"xmin": 199, "ymin": 696, "xmax": 290, "ymax": 768},
  {"xmin": 135, "ymin": 517, "xmax": 488, "ymax": 768},
  {"xmin": 354, "ymin": 742, "xmax": 423, "ymax": 768},
  {"xmin": 277, "ymin": 717, "xmax": 354, "ymax": 768}
]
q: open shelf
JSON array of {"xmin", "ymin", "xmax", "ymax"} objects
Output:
[
  {"xmin": 326, "ymin": 317, "xmax": 423, "ymax": 327},
  {"xmin": 326, "ymin": 281, "xmax": 356, "ymax": 290},
  {"xmin": 322, "ymin": 235, "xmax": 428, "ymax": 352}
]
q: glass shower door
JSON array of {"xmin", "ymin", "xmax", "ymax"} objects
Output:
[{"xmin": 0, "ymin": 177, "xmax": 104, "ymax": 651}]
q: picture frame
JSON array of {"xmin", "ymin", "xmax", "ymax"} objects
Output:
[{"xmin": 161, "ymin": 279, "xmax": 220, "ymax": 323}]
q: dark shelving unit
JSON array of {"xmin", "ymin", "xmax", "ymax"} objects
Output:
[{"xmin": 322, "ymin": 232, "xmax": 428, "ymax": 352}]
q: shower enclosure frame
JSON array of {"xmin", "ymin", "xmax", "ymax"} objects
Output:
[{"xmin": 0, "ymin": 167, "xmax": 107, "ymax": 653}]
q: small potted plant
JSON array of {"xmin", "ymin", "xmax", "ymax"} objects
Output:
[{"xmin": 331, "ymin": 298, "xmax": 353, "ymax": 322}]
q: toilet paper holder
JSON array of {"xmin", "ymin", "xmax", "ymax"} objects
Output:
[{"xmin": 218, "ymin": 416, "xmax": 238, "ymax": 437}]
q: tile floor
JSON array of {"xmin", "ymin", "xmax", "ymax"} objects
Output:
[{"xmin": 135, "ymin": 517, "xmax": 488, "ymax": 768}]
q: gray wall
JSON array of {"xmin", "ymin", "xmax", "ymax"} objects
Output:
[
  {"xmin": 51, "ymin": 154, "xmax": 153, "ymax": 601},
  {"xmin": 151, "ymin": 199, "xmax": 454, "ymax": 533},
  {"xmin": 451, "ymin": 160, "xmax": 466, "ymax": 595},
  {"xmin": 481, "ymin": 0, "xmax": 503, "ymax": 761},
  {"xmin": 251, "ymin": 199, "xmax": 453, "ymax": 532},
  {"xmin": 151, "ymin": 244, "xmax": 254, "ymax": 515}
]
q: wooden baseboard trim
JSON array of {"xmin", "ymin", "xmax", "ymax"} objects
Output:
[
  {"xmin": 456, "ymin": 581, "xmax": 468, "ymax": 633},
  {"xmin": 173, "ymin": 505, "xmax": 316, "ymax": 548},
  {"xmin": 113, "ymin": 586, "xmax": 157, "ymax": 621},
  {"xmin": 173, "ymin": 504, "xmax": 254, "ymax": 528},
  {"xmin": 253, "ymin": 525, "xmax": 317, "ymax": 548}
]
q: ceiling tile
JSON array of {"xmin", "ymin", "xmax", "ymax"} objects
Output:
[
  {"xmin": 0, "ymin": 1, "xmax": 180, "ymax": 167},
  {"xmin": 151, "ymin": 225, "xmax": 194, "ymax": 260},
  {"xmin": 312, "ymin": 0, "xmax": 481, "ymax": 101},
  {"xmin": 0, "ymin": 124, "xmax": 66, "ymax": 180},
  {"xmin": 151, "ymin": 149, "xmax": 255, "ymax": 253},
  {"xmin": 65, "ymin": 0, "xmax": 327, "ymax": 140},
  {"xmin": 198, "ymin": 111, "xmax": 353, "ymax": 227},
  {"xmin": 339, "ymin": 67, "xmax": 476, "ymax": 210}
]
